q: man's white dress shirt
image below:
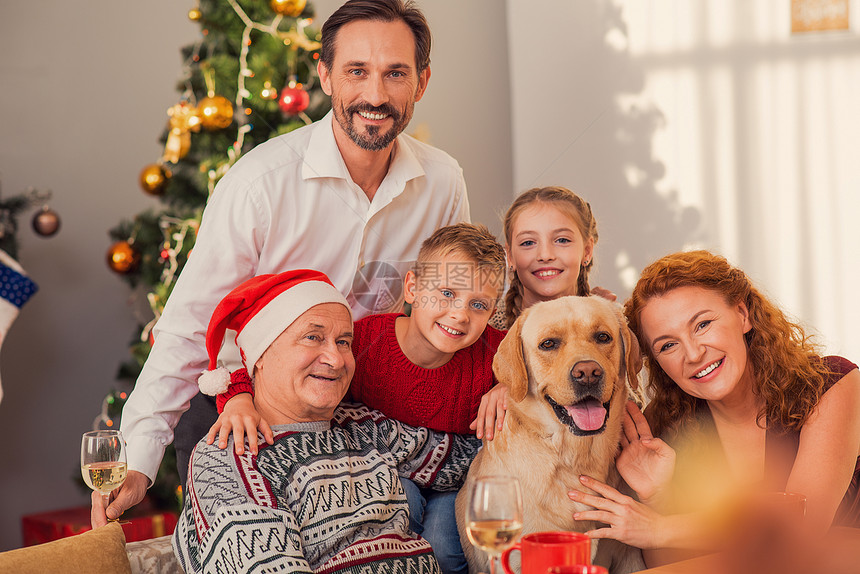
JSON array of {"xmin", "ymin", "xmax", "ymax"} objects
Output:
[{"xmin": 120, "ymin": 111, "xmax": 469, "ymax": 481}]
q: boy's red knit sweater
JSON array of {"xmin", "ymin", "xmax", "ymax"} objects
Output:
[
  {"xmin": 218, "ymin": 313, "xmax": 506, "ymax": 434},
  {"xmin": 348, "ymin": 313, "xmax": 505, "ymax": 434}
]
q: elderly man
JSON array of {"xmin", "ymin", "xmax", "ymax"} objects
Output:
[
  {"xmin": 97, "ymin": 0, "xmax": 470, "ymax": 526},
  {"xmin": 172, "ymin": 269, "xmax": 480, "ymax": 574}
]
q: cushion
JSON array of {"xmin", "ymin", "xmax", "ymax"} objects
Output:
[
  {"xmin": 0, "ymin": 522, "xmax": 131, "ymax": 574},
  {"xmin": 127, "ymin": 534, "xmax": 183, "ymax": 574}
]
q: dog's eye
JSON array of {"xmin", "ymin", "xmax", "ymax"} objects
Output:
[
  {"xmin": 594, "ymin": 332, "xmax": 613, "ymax": 344},
  {"xmin": 539, "ymin": 338, "xmax": 560, "ymax": 350}
]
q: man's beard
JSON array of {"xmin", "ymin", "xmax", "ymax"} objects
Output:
[{"xmin": 335, "ymin": 101, "xmax": 413, "ymax": 151}]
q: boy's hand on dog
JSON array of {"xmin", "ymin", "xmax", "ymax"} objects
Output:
[
  {"xmin": 470, "ymin": 383, "xmax": 508, "ymax": 440},
  {"xmin": 616, "ymin": 400, "xmax": 676, "ymax": 505},
  {"xmin": 570, "ymin": 475, "xmax": 666, "ymax": 549},
  {"xmin": 206, "ymin": 392, "xmax": 274, "ymax": 455}
]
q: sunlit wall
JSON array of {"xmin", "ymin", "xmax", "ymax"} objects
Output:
[{"xmin": 508, "ymin": 0, "xmax": 860, "ymax": 358}]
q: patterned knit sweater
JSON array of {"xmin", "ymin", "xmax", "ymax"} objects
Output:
[
  {"xmin": 172, "ymin": 403, "xmax": 481, "ymax": 574},
  {"xmin": 348, "ymin": 313, "xmax": 506, "ymax": 433}
]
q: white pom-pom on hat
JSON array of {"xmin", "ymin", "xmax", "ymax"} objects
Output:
[{"xmin": 198, "ymin": 366, "xmax": 230, "ymax": 396}]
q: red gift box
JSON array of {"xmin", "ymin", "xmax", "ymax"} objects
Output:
[{"xmin": 22, "ymin": 501, "xmax": 177, "ymax": 546}]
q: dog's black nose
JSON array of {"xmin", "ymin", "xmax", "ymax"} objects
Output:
[{"xmin": 570, "ymin": 360, "xmax": 604, "ymax": 385}]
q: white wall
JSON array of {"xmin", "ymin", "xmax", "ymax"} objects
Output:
[
  {"xmin": 506, "ymin": 0, "xmax": 702, "ymax": 301},
  {"xmin": 507, "ymin": 0, "xmax": 859, "ymax": 358},
  {"xmin": 617, "ymin": 0, "xmax": 860, "ymax": 359},
  {"xmin": 0, "ymin": 0, "xmax": 511, "ymax": 550}
]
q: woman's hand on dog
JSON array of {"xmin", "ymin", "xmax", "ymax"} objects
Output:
[
  {"xmin": 206, "ymin": 392, "xmax": 274, "ymax": 455},
  {"xmin": 616, "ymin": 401, "xmax": 676, "ymax": 506},
  {"xmin": 570, "ymin": 475, "xmax": 667, "ymax": 549},
  {"xmin": 470, "ymin": 383, "xmax": 508, "ymax": 440}
]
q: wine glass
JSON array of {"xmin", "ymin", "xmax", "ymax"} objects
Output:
[
  {"xmin": 81, "ymin": 430, "xmax": 128, "ymax": 518},
  {"xmin": 465, "ymin": 475, "xmax": 524, "ymax": 574}
]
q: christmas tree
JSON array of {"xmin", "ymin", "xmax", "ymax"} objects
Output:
[{"xmin": 99, "ymin": 0, "xmax": 330, "ymax": 508}]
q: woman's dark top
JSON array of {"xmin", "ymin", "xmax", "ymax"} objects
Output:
[{"xmin": 658, "ymin": 356, "xmax": 859, "ymax": 526}]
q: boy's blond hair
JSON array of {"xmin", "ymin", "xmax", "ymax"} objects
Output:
[{"xmin": 414, "ymin": 223, "xmax": 506, "ymax": 292}]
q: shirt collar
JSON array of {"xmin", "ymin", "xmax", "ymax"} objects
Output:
[{"xmin": 302, "ymin": 110, "xmax": 426, "ymax": 188}]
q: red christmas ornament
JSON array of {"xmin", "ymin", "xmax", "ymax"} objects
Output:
[{"xmin": 279, "ymin": 85, "xmax": 309, "ymax": 115}]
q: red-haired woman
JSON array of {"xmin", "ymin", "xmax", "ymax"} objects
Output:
[{"xmin": 568, "ymin": 250, "xmax": 860, "ymax": 568}]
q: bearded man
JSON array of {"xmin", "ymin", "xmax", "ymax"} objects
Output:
[{"xmin": 93, "ymin": 0, "xmax": 469, "ymax": 527}]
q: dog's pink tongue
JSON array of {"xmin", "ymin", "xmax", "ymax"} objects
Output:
[{"xmin": 567, "ymin": 399, "xmax": 606, "ymax": 431}]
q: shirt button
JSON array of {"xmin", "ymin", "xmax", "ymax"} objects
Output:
[{"xmin": 359, "ymin": 260, "xmax": 365, "ymax": 268}]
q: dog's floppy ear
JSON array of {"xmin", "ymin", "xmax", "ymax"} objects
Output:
[
  {"xmin": 615, "ymin": 306, "xmax": 643, "ymax": 393},
  {"xmin": 493, "ymin": 311, "xmax": 530, "ymax": 402}
]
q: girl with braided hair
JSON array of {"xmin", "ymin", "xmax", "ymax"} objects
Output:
[{"xmin": 489, "ymin": 186, "xmax": 605, "ymax": 330}]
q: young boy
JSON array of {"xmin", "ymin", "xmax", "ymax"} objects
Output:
[{"xmin": 208, "ymin": 223, "xmax": 507, "ymax": 574}]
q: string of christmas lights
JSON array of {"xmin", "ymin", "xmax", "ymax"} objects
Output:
[
  {"xmin": 199, "ymin": 0, "xmax": 321, "ymax": 185},
  {"xmin": 97, "ymin": 0, "xmax": 329, "ymax": 510},
  {"xmin": 111, "ymin": 1, "xmax": 323, "ymax": 288},
  {"xmin": 92, "ymin": 390, "xmax": 128, "ymax": 430}
]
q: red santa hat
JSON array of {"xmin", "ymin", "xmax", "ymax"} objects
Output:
[{"xmin": 197, "ymin": 269, "xmax": 351, "ymax": 396}]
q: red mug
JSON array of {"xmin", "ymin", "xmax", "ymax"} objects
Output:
[{"xmin": 501, "ymin": 531, "xmax": 591, "ymax": 574}]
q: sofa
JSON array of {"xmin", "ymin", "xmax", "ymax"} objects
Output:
[{"xmin": 0, "ymin": 523, "xmax": 182, "ymax": 574}]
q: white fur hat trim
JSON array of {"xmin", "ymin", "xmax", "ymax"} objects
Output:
[{"xmin": 236, "ymin": 280, "xmax": 349, "ymax": 374}]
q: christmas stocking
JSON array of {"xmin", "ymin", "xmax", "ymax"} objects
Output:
[{"xmin": 0, "ymin": 249, "xmax": 38, "ymax": 404}]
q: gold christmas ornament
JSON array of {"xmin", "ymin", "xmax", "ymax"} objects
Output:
[
  {"xmin": 198, "ymin": 95, "xmax": 234, "ymax": 130},
  {"xmin": 106, "ymin": 240, "xmax": 140, "ymax": 274},
  {"xmin": 139, "ymin": 164, "xmax": 172, "ymax": 196},
  {"xmin": 163, "ymin": 102, "xmax": 201, "ymax": 162},
  {"xmin": 188, "ymin": 7, "xmax": 202, "ymax": 21},
  {"xmin": 270, "ymin": 0, "xmax": 306, "ymax": 17}
]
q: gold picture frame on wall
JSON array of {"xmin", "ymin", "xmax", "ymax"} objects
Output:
[{"xmin": 791, "ymin": 0, "xmax": 850, "ymax": 33}]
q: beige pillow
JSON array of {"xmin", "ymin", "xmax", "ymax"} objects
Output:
[{"xmin": 0, "ymin": 522, "xmax": 131, "ymax": 574}]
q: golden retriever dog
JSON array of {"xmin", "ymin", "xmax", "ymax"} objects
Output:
[{"xmin": 455, "ymin": 296, "xmax": 645, "ymax": 574}]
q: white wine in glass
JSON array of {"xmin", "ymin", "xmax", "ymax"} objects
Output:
[
  {"xmin": 81, "ymin": 430, "xmax": 128, "ymax": 515},
  {"xmin": 465, "ymin": 476, "xmax": 523, "ymax": 574}
]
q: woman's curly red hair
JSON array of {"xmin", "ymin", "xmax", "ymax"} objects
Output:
[{"xmin": 623, "ymin": 250, "xmax": 832, "ymax": 437}]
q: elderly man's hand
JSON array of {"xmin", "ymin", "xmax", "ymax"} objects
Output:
[{"xmin": 90, "ymin": 470, "xmax": 149, "ymax": 527}]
